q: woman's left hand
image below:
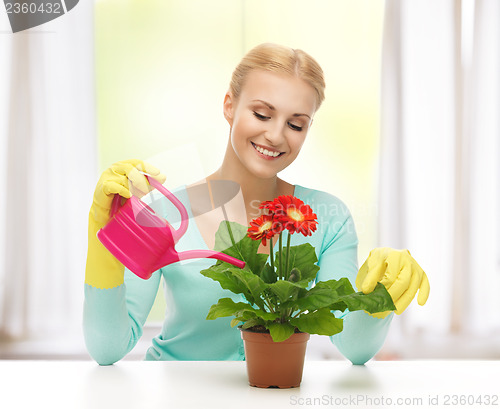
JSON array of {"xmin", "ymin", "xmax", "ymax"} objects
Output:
[{"xmin": 355, "ymin": 247, "xmax": 430, "ymax": 318}]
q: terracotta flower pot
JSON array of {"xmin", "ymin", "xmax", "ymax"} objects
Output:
[{"xmin": 240, "ymin": 328, "xmax": 310, "ymax": 388}]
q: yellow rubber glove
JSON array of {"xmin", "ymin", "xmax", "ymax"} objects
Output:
[
  {"xmin": 85, "ymin": 159, "xmax": 166, "ymax": 289},
  {"xmin": 355, "ymin": 247, "xmax": 430, "ymax": 318}
]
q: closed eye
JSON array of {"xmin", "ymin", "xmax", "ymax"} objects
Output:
[
  {"xmin": 253, "ymin": 112, "xmax": 270, "ymax": 120},
  {"xmin": 288, "ymin": 122, "xmax": 303, "ymax": 132}
]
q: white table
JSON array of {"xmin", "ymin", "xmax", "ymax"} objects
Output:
[{"xmin": 2, "ymin": 360, "xmax": 499, "ymax": 408}]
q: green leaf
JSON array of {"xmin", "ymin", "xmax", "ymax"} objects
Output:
[
  {"xmin": 277, "ymin": 243, "xmax": 319, "ymax": 285},
  {"xmin": 253, "ymin": 309, "xmax": 280, "ymax": 321},
  {"xmin": 290, "ymin": 308, "xmax": 344, "ymax": 336},
  {"xmin": 241, "ymin": 318, "xmax": 264, "ymax": 329},
  {"xmin": 206, "ymin": 298, "xmax": 257, "ymax": 320},
  {"xmin": 213, "ymin": 221, "xmax": 268, "ymax": 276},
  {"xmin": 201, "ymin": 265, "xmax": 269, "ymax": 307},
  {"xmin": 213, "ymin": 221, "xmax": 248, "ymax": 252},
  {"xmin": 261, "ymin": 263, "xmax": 277, "ymax": 283},
  {"xmin": 268, "ymin": 280, "xmax": 302, "ymax": 303},
  {"xmin": 268, "ymin": 322, "xmax": 296, "ymax": 342},
  {"xmin": 200, "ymin": 265, "xmax": 249, "ymax": 296},
  {"xmin": 315, "ymin": 277, "xmax": 355, "ymax": 294},
  {"xmin": 337, "ymin": 282, "xmax": 396, "ymax": 314},
  {"xmin": 235, "ymin": 309, "xmax": 259, "ymax": 322},
  {"xmin": 294, "ymin": 277, "xmax": 355, "ymax": 311},
  {"xmin": 228, "ymin": 268, "xmax": 269, "ymax": 309}
]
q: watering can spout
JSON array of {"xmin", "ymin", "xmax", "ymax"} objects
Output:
[{"xmin": 152, "ymin": 249, "xmax": 245, "ymax": 272}]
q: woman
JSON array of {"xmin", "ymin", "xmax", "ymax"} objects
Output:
[{"xmin": 84, "ymin": 43, "xmax": 429, "ymax": 365}]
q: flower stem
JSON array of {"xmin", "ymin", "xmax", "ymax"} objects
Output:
[
  {"xmin": 225, "ymin": 220, "xmax": 236, "ymax": 247},
  {"xmin": 269, "ymin": 236, "xmax": 274, "ymax": 273},
  {"xmin": 278, "ymin": 232, "xmax": 283, "ymax": 280},
  {"xmin": 280, "ymin": 312, "xmax": 288, "ymax": 324},
  {"xmin": 285, "ymin": 233, "xmax": 291, "ymax": 280},
  {"xmin": 263, "ymin": 296, "xmax": 275, "ymax": 313}
]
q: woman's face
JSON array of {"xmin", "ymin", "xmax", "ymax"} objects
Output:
[{"xmin": 224, "ymin": 69, "xmax": 318, "ymax": 180}]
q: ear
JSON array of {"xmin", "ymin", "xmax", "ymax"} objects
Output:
[{"xmin": 223, "ymin": 92, "xmax": 235, "ymax": 126}]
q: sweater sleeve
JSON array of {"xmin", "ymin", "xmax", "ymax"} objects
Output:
[
  {"xmin": 313, "ymin": 193, "xmax": 393, "ymax": 365},
  {"xmin": 83, "ymin": 268, "xmax": 161, "ymax": 365}
]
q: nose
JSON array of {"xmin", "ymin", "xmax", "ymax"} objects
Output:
[{"xmin": 263, "ymin": 122, "xmax": 286, "ymax": 147}]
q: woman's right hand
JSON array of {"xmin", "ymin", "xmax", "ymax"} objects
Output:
[
  {"xmin": 86, "ymin": 159, "xmax": 166, "ymax": 289},
  {"xmin": 90, "ymin": 159, "xmax": 166, "ymax": 227}
]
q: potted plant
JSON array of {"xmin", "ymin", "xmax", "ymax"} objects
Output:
[{"xmin": 201, "ymin": 195, "xmax": 395, "ymax": 388}]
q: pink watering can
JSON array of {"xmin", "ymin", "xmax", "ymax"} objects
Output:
[{"xmin": 97, "ymin": 175, "xmax": 245, "ymax": 280}]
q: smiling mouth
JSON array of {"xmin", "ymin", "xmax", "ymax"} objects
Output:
[{"xmin": 251, "ymin": 142, "xmax": 284, "ymax": 158}]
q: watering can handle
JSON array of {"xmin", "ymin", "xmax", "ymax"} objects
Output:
[
  {"xmin": 110, "ymin": 193, "xmax": 122, "ymax": 218},
  {"xmin": 109, "ymin": 176, "xmax": 189, "ymax": 242},
  {"xmin": 147, "ymin": 176, "xmax": 189, "ymax": 240}
]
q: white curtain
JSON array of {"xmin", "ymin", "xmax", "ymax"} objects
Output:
[
  {"xmin": 466, "ymin": 0, "xmax": 500, "ymax": 334},
  {"xmin": 379, "ymin": 0, "xmax": 500, "ymax": 353},
  {"xmin": 0, "ymin": 2, "xmax": 97, "ymax": 346}
]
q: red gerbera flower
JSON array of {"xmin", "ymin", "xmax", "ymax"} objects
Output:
[
  {"xmin": 258, "ymin": 199, "xmax": 285, "ymax": 234},
  {"xmin": 247, "ymin": 214, "xmax": 276, "ymax": 246},
  {"xmin": 259, "ymin": 200, "xmax": 276, "ymax": 213},
  {"xmin": 271, "ymin": 195, "xmax": 318, "ymax": 237}
]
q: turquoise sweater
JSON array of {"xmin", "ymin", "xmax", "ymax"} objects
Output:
[{"xmin": 83, "ymin": 185, "xmax": 393, "ymax": 365}]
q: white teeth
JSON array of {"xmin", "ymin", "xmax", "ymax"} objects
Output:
[{"xmin": 254, "ymin": 144, "xmax": 280, "ymax": 157}]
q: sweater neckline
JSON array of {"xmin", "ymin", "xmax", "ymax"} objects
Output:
[{"xmin": 177, "ymin": 184, "xmax": 305, "ymax": 252}]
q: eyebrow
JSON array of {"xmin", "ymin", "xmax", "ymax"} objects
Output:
[{"xmin": 251, "ymin": 99, "xmax": 311, "ymax": 120}]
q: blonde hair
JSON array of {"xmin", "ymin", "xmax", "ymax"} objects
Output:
[{"xmin": 229, "ymin": 43, "xmax": 326, "ymax": 110}]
